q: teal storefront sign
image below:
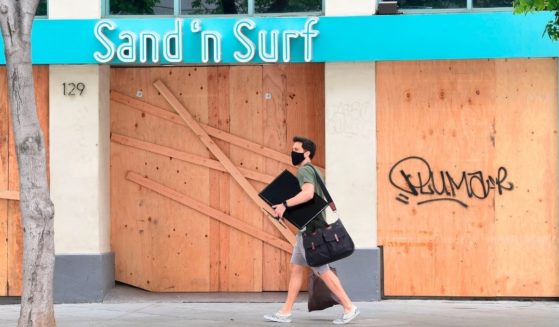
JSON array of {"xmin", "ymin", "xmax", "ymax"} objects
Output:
[
  {"xmin": 93, "ymin": 17, "xmax": 319, "ymax": 64},
  {"xmin": 8, "ymin": 11, "xmax": 559, "ymax": 65}
]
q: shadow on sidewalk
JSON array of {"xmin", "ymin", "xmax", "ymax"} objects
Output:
[{"xmin": 102, "ymin": 282, "xmax": 309, "ymax": 304}]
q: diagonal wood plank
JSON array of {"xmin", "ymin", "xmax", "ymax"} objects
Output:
[
  {"xmin": 126, "ymin": 171, "xmax": 292, "ymax": 253},
  {"xmin": 111, "ymin": 133, "xmax": 274, "ymax": 184},
  {"xmin": 153, "ymin": 80, "xmax": 295, "ymax": 246},
  {"xmin": 111, "ymin": 90, "xmax": 311, "ymax": 169},
  {"xmin": 0, "ymin": 191, "xmax": 18, "ymax": 201}
]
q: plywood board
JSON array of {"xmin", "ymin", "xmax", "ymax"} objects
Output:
[
  {"xmin": 223, "ymin": 66, "xmax": 264, "ymax": 292},
  {"xmin": 377, "ymin": 59, "xmax": 558, "ymax": 297},
  {"xmin": 493, "ymin": 58, "xmax": 559, "ymax": 296},
  {"xmin": 111, "ymin": 133, "xmax": 274, "ymax": 184},
  {"xmin": 0, "ymin": 191, "xmax": 18, "ymax": 200},
  {"xmin": 126, "ymin": 172, "xmax": 292, "ymax": 252},
  {"xmin": 262, "ymin": 64, "xmax": 292, "ymax": 291},
  {"xmin": 110, "ymin": 64, "xmax": 325, "ymax": 292},
  {"xmin": 111, "ymin": 67, "xmax": 211, "ymax": 292},
  {"xmin": 111, "ymin": 90, "xmax": 296, "ymax": 168},
  {"xmin": 207, "ymin": 66, "xmax": 231, "ymax": 292},
  {"xmin": 0, "ymin": 67, "xmax": 8, "ymax": 296},
  {"xmin": 5, "ymin": 66, "xmax": 49, "ymax": 296}
]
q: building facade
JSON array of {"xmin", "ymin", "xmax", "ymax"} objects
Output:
[{"xmin": 0, "ymin": 0, "xmax": 558, "ymax": 303}]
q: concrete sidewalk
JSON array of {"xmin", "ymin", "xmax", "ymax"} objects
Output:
[
  {"xmin": 0, "ymin": 299, "xmax": 557, "ymax": 326},
  {"xmin": 0, "ymin": 285, "xmax": 557, "ymax": 326}
]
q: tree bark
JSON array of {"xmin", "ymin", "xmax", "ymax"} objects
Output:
[{"xmin": 0, "ymin": 1, "xmax": 56, "ymax": 326}]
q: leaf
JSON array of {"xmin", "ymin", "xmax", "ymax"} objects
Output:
[{"xmin": 532, "ymin": 0, "xmax": 544, "ymax": 10}]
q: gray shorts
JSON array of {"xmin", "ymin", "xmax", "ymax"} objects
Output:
[{"xmin": 291, "ymin": 232, "xmax": 330, "ymax": 275}]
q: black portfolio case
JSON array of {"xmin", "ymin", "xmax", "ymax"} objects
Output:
[{"xmin": 259, "ymin": 170, "xmax": 328, "ymax": 230}]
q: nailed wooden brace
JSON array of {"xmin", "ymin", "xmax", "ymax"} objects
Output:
[
  {"xmin": 111, "ymin": 90, "xmax": 305, "ymax": 168},
  {"xmin": 153, "ymin": 80, "xmax": 295, "ymax": 246},
  {"xmin": 111, "ymin": 133, "xmax": 274, "ymax": 184},
  {"xmin": 0, "ymin": 190, "xmax": 19, "ymax": 201},
  {"xmin": 126, "ymin": 171, "xmax": 292, "ymax": 253}
]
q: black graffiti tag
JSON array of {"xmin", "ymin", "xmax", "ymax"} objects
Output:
[{"xmin": 389, "ymin": 156, "xmax": 514, "ymax": 208}]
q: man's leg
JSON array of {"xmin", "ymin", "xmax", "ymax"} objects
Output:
[
  {"xmin": 319, "ymin": 269, "xmax": 361, "ymax": 324},
  {"xmin": 264, "ymin": 233, "xmax": 307, "ymax": 322},
  {"xmin": 280, "ymin": 263, "xmax": 306, "ymax": 314},
  {"xmin": 319, "ymin": 269, "xmax": 354, "ymax": 313}
]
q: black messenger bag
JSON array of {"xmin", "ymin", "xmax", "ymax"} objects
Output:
[{"xmin": 302, "ymin": 166, "xmax": 355, "ymax": 267}]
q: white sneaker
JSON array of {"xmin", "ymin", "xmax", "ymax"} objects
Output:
[
  {"xmin": 333, "ymin": 306, "xmax": 360, "ymax": 325},
  {"xmin": 264, "ymin": 311, "xmax": 292, "ymax": 323}
]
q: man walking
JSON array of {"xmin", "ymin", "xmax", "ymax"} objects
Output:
[{"xmin": 264, "ymin": 136, "xmax": 360, "ymax": 325}]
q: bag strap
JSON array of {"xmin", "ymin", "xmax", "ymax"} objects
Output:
[{"xmin": 306, "ymin": 164, "xmax": 337, "ymax": 212}]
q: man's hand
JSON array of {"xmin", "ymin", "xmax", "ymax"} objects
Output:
[{"xmin": 272, "ymin": 203, "xmax": 287, "ymax": 219}]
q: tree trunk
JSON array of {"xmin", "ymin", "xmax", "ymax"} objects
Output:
[{"xmin": 0, "ymin": 1, "xmax": 56, "ymax": 326}]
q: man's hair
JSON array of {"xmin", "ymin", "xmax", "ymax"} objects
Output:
[{"xmin": 292, "ymin": 136, "xmax": 316, "ymax": 159}]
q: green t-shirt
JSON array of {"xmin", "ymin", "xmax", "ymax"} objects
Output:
[{"xmin": 296, "ymin": 163, "xmax": 328, "ymax": 232}]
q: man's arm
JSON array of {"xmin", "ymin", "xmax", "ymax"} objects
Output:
[{"xmin": 273, "ymin": 182, "xmax": 314, "ymax": 218}]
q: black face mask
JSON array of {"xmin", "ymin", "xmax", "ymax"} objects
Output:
[{"xmin": 291, "ymin": 151, "xmax": 306, "ymax": 166}]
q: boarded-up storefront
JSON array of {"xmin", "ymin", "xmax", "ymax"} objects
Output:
[
  {"xmin": 0, "ymin": 66, "xmax": 49, "ymax": 296},
  {"xmin": 377, "ymin": 59, "xmax": 559, "ymax": 297},
  {"xmin": 110, "ymin": 64, "xmax": 324, "ymax": 292}
]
